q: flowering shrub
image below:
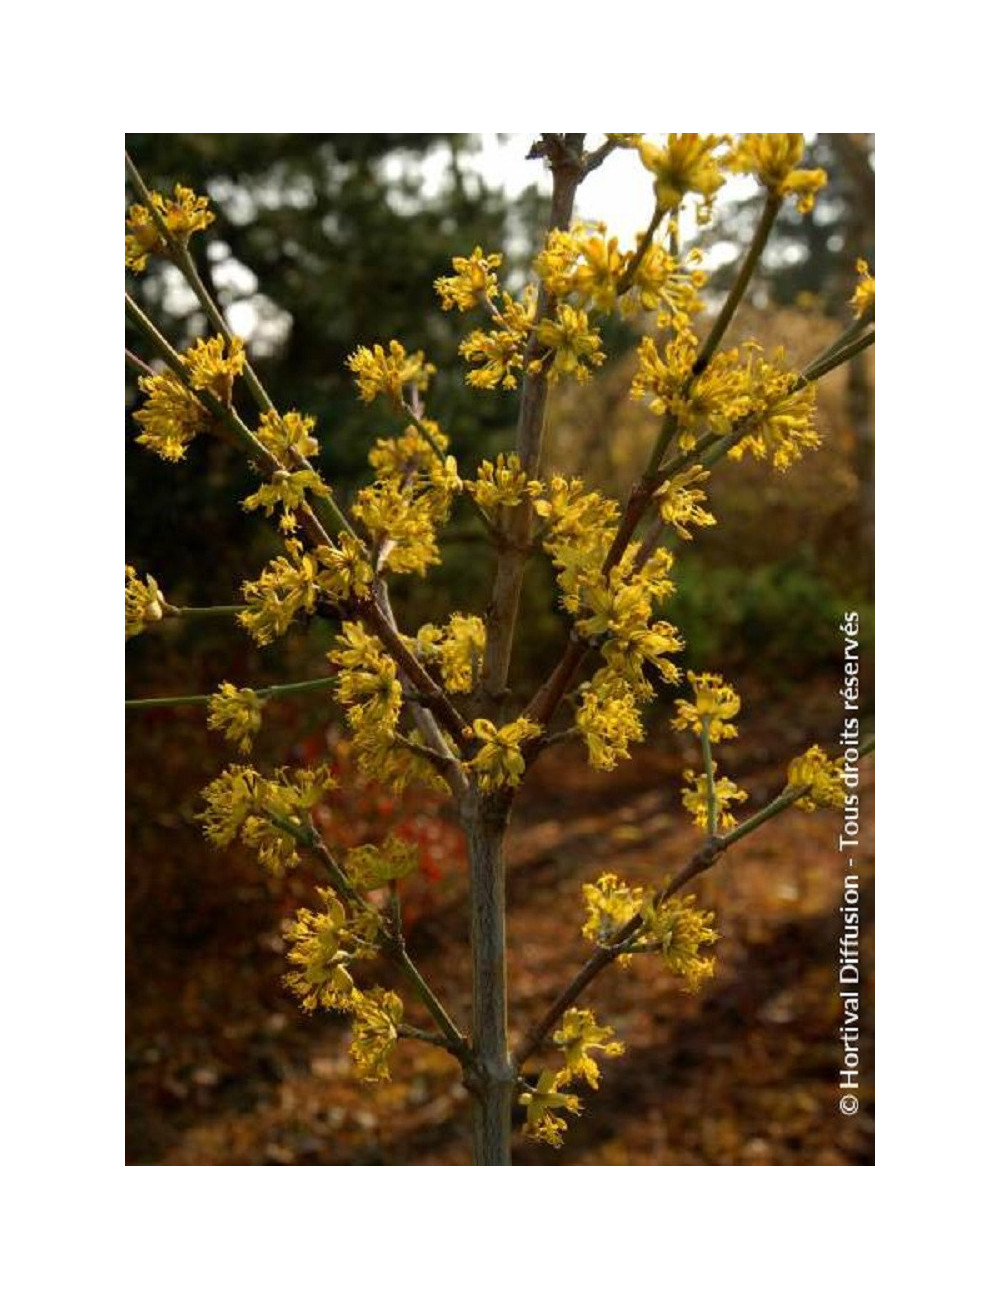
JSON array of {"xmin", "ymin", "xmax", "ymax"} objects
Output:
[{"xmin": 126, "ymin": 134, "xmax": 874, "ymax": 1164}]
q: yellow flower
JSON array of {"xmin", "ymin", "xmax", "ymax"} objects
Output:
[
  {"xmin": 652, "ymin": 465, "xmax": 716, "ymax": 541},
  {"xmin": 435, "ymin": 246, "xmax": 503, "ymax": 311},
  {"xmin": 350, "ymin": 727, "xmax": 451, "ymax": 796},
  {"xmin": 459, "ymin": 291, "xmax": 535, "ymax": 390},
  {"xmin": 581, "ymin": 872, "xmax": 644, "ymax": 951},
  {"xmin": 726, "ymin": 134, "xmax": 827, "ymax": 213},
  {"xmin": 207, "ymin": 683, "xmax": 265, "ymax": 754},
  {"xmin": 133, "ymin": 369, "xmax": 208, "ymax": 462},
  {"xmin": 673, "ymin": 671, "xmax": 741, "ymax": 743},
  {"xmin": 631, "ymin": 335, "xmax": 750, "ymax": 450},
  {"xmin": 553, "ymin": 1008, "xmax": 624, "ymax": 1091},
  {"xmin": 469, "ymin": 717, "xmax": 543, "ymax": 793},
  {"xmin": 328, "ymin": 622, "xmax": 403, "ymax": 738},
  {"xmin": 183, "ymin": 335, "xmax": 246, "ymax": 405},
  {"xmin": 851, "ymin": 259, "xmax": 875, "ymax": 319},
  {"xmin": 199, "ymin": 764, "xmax": 333, "ymax": 874},
  {"xmin": 535, "ymin": 223, "xmax": 624, "ymax": 313},
  {"xmin": 125, "ymin": 565, "xmax": 166, "ymax": 638},
  {"xmin": 256, "ymin": 409, "xmax": 319, "ymax": 465},
  {"xmin": 239, "ymin": 540, "xmax": 321, "ymax": 645},
  {"xmin": 532, "ymin": 305, "xmax": 606, "ymax": 383},
  {"xmin": 125, "ymin": 184, "xmax": 214, "ymax": 272},
  {"xmin": 642, "ymin": 894, "xmax": 718, "ymax": 991},
  {"xmin": 575, "ymin": 675, "xmax": 644, "ymax": 771},
  {"xmin": 469, "ymin": 453, "xmax": 537, "ymax": 515},
  {"xmin": 243, "ymin": 469, "xmax": 332, "ymax": 533},
  {"xmin": 519, "ymin": 1069, "xmax": 582, "ymax": 1147},
  {"xmin": 786, "ymin": 745, "xmax": 845, "ymax": 810},
  {"xmin": 727, "ymin": 345, "xmax": 819, "ymax": 471},
  {"xmin": 349, "ymin": 987, "xmax": 404, "ymax": 1082},
  {"xmin": 345, "ymin": 835, "xmax": 420, "ymax": 891},
  {"xmin": 417, "ymin": 613, "xmax": 486, "ymax": 695},
  {"xmin": 637, "ymin": 134, "xmax": 728, "ymax": 221},
  {"xmin": 283, "ymin": 887, "xmax": 380, "ymax": 1013},
  {"xmin": 347, "ymin": 340, "xmax": 435, "ymax": 405},
  {"xmin": 352, "ymin": 479, "xmax": 442, "ymax": 576},
  {"xmin": 314, "ymin": 532, "xmax": 374, "ymax": 604},
  {"xmin": 681, "ymin": 764, "xmax": 748, "ymax": 831},
  {"xmin": 623, "ymin": 242, "xmax": 707, "ymax": 329}
]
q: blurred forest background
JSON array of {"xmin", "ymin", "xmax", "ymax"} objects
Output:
[{"xmin": 125, "ymin": 133, "xmax": 874, "ymax": 1165}]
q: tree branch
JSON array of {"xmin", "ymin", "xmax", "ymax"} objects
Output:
[{"xmin": 514, "ymin": 737, "xmax": 875, "ymax": 1067}]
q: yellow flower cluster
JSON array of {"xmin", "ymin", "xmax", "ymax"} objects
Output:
[
  {"xmin": 468, "ymin": 453, "xmax": 537, "ymax": 516},
  {"xmin": 518, "ymin": 1006, "xmax": 626, "ymax": 1146},
  {"xmin": 575, "ymin": 675, "xmax": 645, "ymax": 771},
  {"xmin": 283, "ymin": 886, "xmax": 380, "ymax": 1012},
  {"xmin": 256, "ymin": 409, "xmax": 320, "ymax": 465},
  {"xmin": 727, "ymin": 345, "xmax": 819, "ymax": 471},
  {"xmin": 681, "ymin": 763, "xmax": 748, "ymax": 831},
  {"xmin": 243, "ymin": 468, "xmax": 332, "ymax": 534},
  {"xmin": 125, "ymin": 184, "xmax": 215, "ymax": 273},
  {"xmin": 725, "ymin": 134, "xmax": 827, "ymax": 213},
  {"xmin": 458, "ymin": 291, "xmax": 536, "ymax": 390},
  {"xmin": 532, "ymin": 476, "xmax": 619, "ymax": 611},
  {"xmin": 673, "ymin": 671, "xmax": 741, "ymax": 742},
  {"xmin": 518, "ymin": 1069, "xmax": 583, "ymax": 1148},
  {"xmin": 581, "ymin": 875, "xmax": 718, "ymax": 991},
  {"xmin": 133, "ymin": 336, "xmax": 245, "ymax": 462},
  {"xmin": 349, "ymin": 988, "xmax": 405, "ymax": 1082},
  {"xmin": 469, "ymin": 717, "xmax": 543, "ymax": 793},
  {"xmin": 536, "ymin": 223, "xmax": 624, "ymax": 313},
  {"xmin": 239, "ymin": 534, "xmax": 372, "ymax": 645},
  {"xmin": 631, "ymin": 336, "xmax": 820, "ymax": 470},
  {"xmin": 352, "ymin": 480, "xmax": 438, "ymax": 576},
  {"xmin": 344, "ymin": 835, "xmax": 419, "ymax": 891},
  {"xmin": 553, "ymin": 1007, "xmax": 625, "ymax": 1090},
  {"xmin": 283, "ymin": 887, "xmax": 406, "ymax": 1082},
  {"xmin": 786, "ymin": 745, "xmax": 845, "ymax": 811},
  {"xmin": 199, "ymin": 763, "xmax": 333, "ymax": 875},
  {"xmin": 352, "ymin": 424, "xmax": 460, "ymax": 578},
  {"xmin": 534, "ymin": 216, "xmax": 706, "ymax": 328},
  {"xmin": 637, "ymin": 134, "xmax": 728, "ymax": 220},
  {"xmin": 581, "ymin": 872, "xmax": 645, "ymax": 952},
  {"xmin": 641, "ymin": 894, "xmax": 718, "ymax": 991},
  {"xmin": 239, "ymin": 541, "xmax": 322, "ymax": 645},
  {"xmin": 434, "ymin": 246, "xmax": 503, "ymax": 311},
  {"xmin": 851, "ymin": 259, "xmax": 875, "ymax": 319},
  {"xmin": 416, "ymin": 613, "xmax": 486, "ymax": 695},
  {"xmin": 207, "ymin": 683, "xmax": 265, "ymax": 754},
  {"xmin": 652, "ymin": 465, "xmax": 716, "ymax": 541},
  {"xmin": 351, "ymin": 727, "xmax": 451, "ymax": 796},
  {"xmin": 312, "ymin": 533, "xmax": 374, "ymax": 604},
  {"xmin": 184, "ymin": 335, "xmax": 246, "ymax": 404},
  {"xmin": 125, "ymin": 565, "xmax": 166, "ymax": 638},
  {"xmin": 574, "ymin": 553, "xmax": 682, "ymax": 698},
  {"xmin": 347, "ymin": 340, "xmax": 435, "ymax": 406},
  {"xmin": 631, "ymin": 335, "xmax": 747, "ymax": 450},
  {"xmin": 133, "ymin": 370, "xmax": 208, "ymax": 462},
  {"xmin": 328, "ymin": 622, "xmax": 403, "ymax": 738},
  {"xmin": 625, "ymin": 241, "xmax": 707, "ymax": 328},
  {"xmin": 532, "ymin": 305, "xmax": 606, "ymax": 383}
]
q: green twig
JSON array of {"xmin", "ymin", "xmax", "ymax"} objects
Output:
[
  {"xmin": 699, "ymin": 727, "xmax": 718, "ymax": 836},
  {"xmin": 125, "ymin": 675, "xmax": 333, "ymax": 710},
  {"xmin": 694, "ymin": 193, "xmax": 781, "ymax": 375}
]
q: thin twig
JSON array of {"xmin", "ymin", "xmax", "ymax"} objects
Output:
[{"xmin": 126, "ymin": 675, "xmax": 333, "ymax": 710}]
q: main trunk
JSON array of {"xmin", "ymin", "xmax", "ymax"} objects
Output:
[{"xmin": 465, "ymin": 797, "xmax": 515, "ymax": 1165}]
